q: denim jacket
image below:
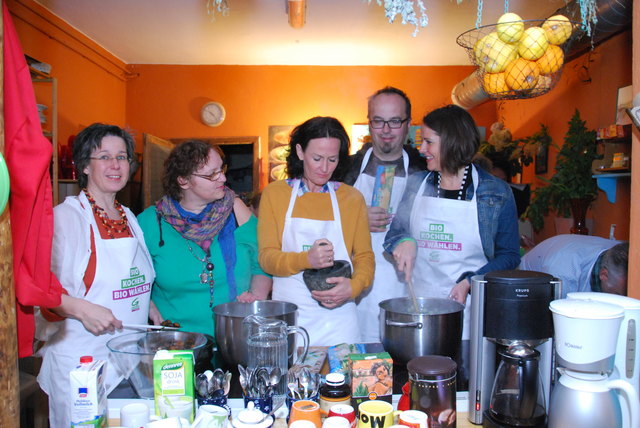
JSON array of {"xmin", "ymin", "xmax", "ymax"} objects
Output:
[{"xmin": 383, "ymin": 164, "xmax": 521, "ymax": 281}]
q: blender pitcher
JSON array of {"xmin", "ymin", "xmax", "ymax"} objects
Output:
[{"xmin": 243, "ymin": 315, "xmax": 309, "ymax": 396}]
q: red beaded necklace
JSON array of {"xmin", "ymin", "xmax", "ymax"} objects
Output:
[{"xmin": 83, "ymin": 189, "xmax": 129, "ymax": 239}]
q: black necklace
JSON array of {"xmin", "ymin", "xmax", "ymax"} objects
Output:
[
  {"xmin": 437, "ymin": 164, "xmax": 470, "ymax": 200},
  {"xmin": 187, "ymin": 242, "xmax": 215, "ymax": 307}
]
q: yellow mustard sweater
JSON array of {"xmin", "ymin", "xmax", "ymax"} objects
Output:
[{"xmin": 258, "ymin": 180, "xmax": 374, "ymax": 298}]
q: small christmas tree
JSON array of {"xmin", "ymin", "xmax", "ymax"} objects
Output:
[{"xmin": 523, "ymin": 109, "xmax": 600, "ymax": 231}]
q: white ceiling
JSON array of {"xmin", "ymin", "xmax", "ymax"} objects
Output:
[{"xmin": 35, "ymin": 0, "xmax": 569, "ymax": 66}]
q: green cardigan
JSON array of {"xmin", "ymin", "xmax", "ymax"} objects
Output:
[{"xmin": 137, "ymin": 206, "xmax": 268, "ymax": 336}]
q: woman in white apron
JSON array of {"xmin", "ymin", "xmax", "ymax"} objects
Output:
[
  {"xmin": 258, "ymin": 117, "xmax": 374, "ymax": 346},
  {"xmin": 36, "ymin": 124, "xmax": 155, "ymax": 428},
  {"xmin": 383, "ymin": 106, "xmax": 520, "ymax": 382}
]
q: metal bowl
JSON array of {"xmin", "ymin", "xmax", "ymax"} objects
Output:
[
  {"xmin": 213, "ymin": 300, "xmax": 298, "ymax": 368},
  {"xmin": 107, "ymin": 331, "xmax": 213, "ymax": 398}
]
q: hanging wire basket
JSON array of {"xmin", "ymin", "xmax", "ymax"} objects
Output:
[{"xmin": 456, "ymin": 18, "xmax": 582, "ymax": 100}]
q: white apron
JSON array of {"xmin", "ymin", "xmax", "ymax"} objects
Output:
[
  {"xmin": 410, "ymin": 165, "xmax": 487, "ymax": 341},
  {"xmin": 353, "ymin": 148, "xmax": 409, "ymax": 342},
  {"xmin": 38, "ymin": 216, "xmax": 154, "ymax": 428},
  {"xmin": 272, "ymin": 179, "xmax": 360, "ymax": 346}
]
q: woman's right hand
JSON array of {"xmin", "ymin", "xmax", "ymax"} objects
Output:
[
  {"xmin": 57, "ymin": 295, "xmax": 123, "ymax": 335},
  {"xmin": 149, "ymin": 300, "xmax": 164, "ymax": 326},
  {"xmin": 307, "ymin": 239, "xmax": 334, "ymax": 269},
  {"xmin": 392, "ymin": 240, "xmax": 418, "ymax": 283}
]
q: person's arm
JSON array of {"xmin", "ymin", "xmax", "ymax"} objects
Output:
[
  {"xmin": 258, "ymin": 183, "xmax": 311, "ymax": 276},
  {"xmin": 49, "ymin": 294, "xmax": 122, "ymax": 335}
]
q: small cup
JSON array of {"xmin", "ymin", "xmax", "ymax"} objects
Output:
[
  {"xmin": 328, "ymin": 404, "xmax": 356, "ymax": 428},
  {"xmin": 398, "ymin": 410, "xmax": 428, "ymax": 428},
  {"xmin": 357, "ymin": 401, "xmax": 400, "ymax": 428},
  {"xmin": 157, "ymin": 395, "xmax": 195, "ymax": 420},
  {"xmin": 289, "ymin": 400, "xmax": 322, "ymax": 428},
  {"xmin": 286, "ymin": 393, "xmax": 319, "ymax": 422},
  {"xmin": 192, "ymin": 404, "xmax": 229, "ymax": 428},
  {"xmin": 323, "ymin": 416, "xmax": 351, "ymax": 428},
  {"xmin": 290, "ymin": 421, "xmax": 317, "ymax": 428},
  {"xmin": 120, "ymin": 402, "xmax": 151, "ymax": 427}
]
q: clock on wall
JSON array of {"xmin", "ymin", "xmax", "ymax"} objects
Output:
[{"xmin": 200, "ymin": 101, "xmax": 226, "ymax": 127}]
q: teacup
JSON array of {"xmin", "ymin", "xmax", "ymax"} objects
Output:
[
  {"xmin": 192, "ymin": 404, "xmax": 229, "ymax": 428},
  {"xmin": 357, "ymin": 401, "xmax": 400, "ymax": 428},
  {"xmin": 146, "ymin": 417, "xmax": 192, "ymax": 428}
]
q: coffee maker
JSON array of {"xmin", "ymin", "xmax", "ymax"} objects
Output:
[
  {"xmin": 468, "ymin": 270, "xmax": 561, "ymax": 426},
  {"xmin": 548, "ymin": 298, "xmax": 640, "ymax": 428}
]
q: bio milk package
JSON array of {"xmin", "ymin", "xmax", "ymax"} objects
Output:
[
  {"xmin": 69, "ymin": 356, "xmax": 107, "ymax": 427},
  {"xmin": 153, "ymin": 350, "xmax": 195, "ymax": 422}
]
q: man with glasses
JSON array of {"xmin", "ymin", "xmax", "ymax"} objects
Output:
[{"xmin": 344, "ymin": 86, "xmax": 426, "ymax": 342}]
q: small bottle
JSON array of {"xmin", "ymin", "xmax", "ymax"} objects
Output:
[{"xmin": 319, "ymin": 373, "xmax": 351, "ymax": 416}]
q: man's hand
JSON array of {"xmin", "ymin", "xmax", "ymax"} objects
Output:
[{"xmin": 368, "ymin": 206, "xmax": 392, "ymax": 232}]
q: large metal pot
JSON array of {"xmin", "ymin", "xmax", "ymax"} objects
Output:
[
  {"xmin": 213, "ymin": 300, "xmax": 299, "ymax": 368},
  {"xmin": 379, "ymin": 297, "xmax": 464, "ymax": 365}
]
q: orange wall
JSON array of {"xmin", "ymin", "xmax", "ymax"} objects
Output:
[
  {"xmin": 502, "ymin": 31, "xmax": 633, "ymax": 241},
  {"xmin": 9, "ymin": 0, "xmax": 128, "ymax": 145},
  {"xmin": 125, "ymin": 64, "xmax": 497, "ymax": 188}
]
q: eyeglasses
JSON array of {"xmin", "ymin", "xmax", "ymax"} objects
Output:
[
  {"xmin": 192, "ymin": 164, "xmax": 228, "ymax": 182},
  {"xmin": 369, "ymin": 118, "xmax": 409, "ymax": 129},
  {"xmin": 89, "ymin": 155, "xmax": 131, "ymax": 164}
]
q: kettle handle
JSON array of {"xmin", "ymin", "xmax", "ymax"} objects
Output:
[
  {"xmin": 288, "ymin": 325, "xmax": 310, "ymax": 365},
  {"xmin": 607, "ymin": 378, "xmax": 640, "ymax": 428}
]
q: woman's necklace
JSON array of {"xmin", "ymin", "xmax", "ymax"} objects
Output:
[
  {"xmin": 437, "ymin": 164, "xmax": 470, "ymax": 200},
  {"xmin": 83, "ymin": 189, "xmax": 128, "ymax": 238},
  {"xmin": 187, "ymin": 241, "xmax": 215, "ymax": 307}
]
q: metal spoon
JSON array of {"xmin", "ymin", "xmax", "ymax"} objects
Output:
[
  {"xmin": 269, "ymin": 367, "xmax": 282, "ymax": 387},
  {"xmin": 287, "ymin": 370, "xmax": 299, "ymax": 399},
  {"xmin": 213, "ymin": 368, "xmax": 225, "ymax": 393},
  {"xmin": 299, "ymin": 367, "xmax": 311, "ymax": 398},
  {"xmin": 238, "ymin": 365, "xmax": 248, "ymax": 395}
]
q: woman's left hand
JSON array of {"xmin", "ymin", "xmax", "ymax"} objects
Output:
[
  {"xmin": 311, "ymin": 277, "xmax": 352, "ymax": 309},
  {"xmin": 449, "ymin": 279, "xmax": 470, "ymax": 304}
]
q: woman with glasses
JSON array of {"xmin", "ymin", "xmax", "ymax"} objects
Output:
[
  {"xmin": 36, "ymin": 123, "xmax": 155, "ymax": 428},
  {"xmin": 258, "ymin": 116, "xmax": 374, "ymax": 346},
  {"xmin": 137, "ymin": 139, "xmax": 271, "ymax": 335}
]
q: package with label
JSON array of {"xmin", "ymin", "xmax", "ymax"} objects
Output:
[
  {"xmin": 328, "ymin": 343, "xmax": 366, "ymax": 382},
  {"xmin": 69, "ymin": 356, "xmax": 107, "ymax": 427},
  {"xmin": 349, "ymin": 352, "xmax": 393, "ymax": 409},
  {"xmin": 153, "ymin": 350, "xmax": 195, "ymax": 422},
  {"xmin": 371, "ymin": 165, "xmax": 396, "ymax": 213}
]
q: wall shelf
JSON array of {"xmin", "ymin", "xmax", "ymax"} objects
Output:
[{"xmin": 593, "ymin": 173, "xmax": 631, "ymax": 203}]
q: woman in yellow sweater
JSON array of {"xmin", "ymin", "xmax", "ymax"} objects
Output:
[{"xmin": 258, "ymin": 116, "xmax": 374, "ymax": 346}]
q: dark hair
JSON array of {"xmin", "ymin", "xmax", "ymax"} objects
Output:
[
  {"xmin": 422, "ymin": 105, "xmax": 480, "ymax": 175},
  {"xmin": 162, "ymin": 140, "xmax": 224, "ymax": 200},
  {"xmin": 73, "ymin": 123, "xmax": 135, "ymax": 188},
  {"xmin": 602, "ymin": 242, "xmax": 629, "ymax": 284},
  {"xmin": 368, "ymin": 86, "xmax": 412, "ymax": 120},
  {"xmin": 286, "ymin": 116, "xmax": 351, "ymax": 181},
  {"xmin": 370, "ymin": 361, "xmax": 390, "ymax": 376}
]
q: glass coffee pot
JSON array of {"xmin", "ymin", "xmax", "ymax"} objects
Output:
[{"xmin": 485, "ymin": 344, "xmax": 547, "ymax": 428}]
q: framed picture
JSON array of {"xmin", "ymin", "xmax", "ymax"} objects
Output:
[
  {"xmin": 535, "ymin": 145, "xmax": 548, "ymax": 175},
  {"xmin": 616, "ymin": 85, "xmax": 633, "ymax": 125},
  {"xmin": 267, "ymin": 125, "xmax": 293, "ymax": 182}
]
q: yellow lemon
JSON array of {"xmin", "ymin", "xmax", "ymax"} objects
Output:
[
  {"xmin": 483, "ymin": 72, "xmax": 509, "ymax": 95},
  {"xmin": 474, "ymin": 32, "xmax": 519, "ymax": 73},
  {"xmin": 536, "ymin": 44, "xmax": 564, "ymax": 75},
  {"xmin": 496, "ymin": 12, "xmax": 524, "ymax": 43},
  {"xmin": 505, "ymin": 58, "xmax": 540, "ymax": 91},
  {"xmin": 518, "ymin": 27, "xmax": 549, "ymax": 60},
  {"xmin": 542, "ymin": 15, "xmax": 573, "ymax": 45}
]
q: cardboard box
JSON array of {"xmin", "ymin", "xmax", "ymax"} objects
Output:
[
  {"xmin": 153, "ymin": 350, "xmax": 195, "ymax": 422},
  {"xmin": 371, "ymin": 165, "xmax": 396, "ymax": 213},
  {"xmin": 349, "ymin": 352, "xmax": 393, "ymax": 409},
  {"xmin": 69, "ymin": 358, "xmax": 107, "ymax": 427}
]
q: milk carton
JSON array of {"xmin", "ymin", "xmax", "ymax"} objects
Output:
[
  {"xmin": 153, "ymin": 350, "xmax": 195, "ymax": 422},
  {"xmin": 69, "ymin": 356, "xmax": 107, "ymax": 427}
]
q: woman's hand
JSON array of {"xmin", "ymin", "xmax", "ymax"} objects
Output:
[
  {"xmin": 449, "ymin": 279, "xmax": 471, "ymax": 304},
  {"xmin": 149, "ymin": 300, "xmax": 164, "ymax": 326},
  {"xmin": 392, "ymin": 240, "xmax": 417, "ymax": 282},
  {"xmin": 307, "ymin": 239, "xmax": 334, "ymax": 269},
  {"xmin": 311, "ymin": 277, "xmax": 352, "ymax": 309},
  {"xmin": 57, "ymin": 295, "xmax": 122, "ymax": 335}
]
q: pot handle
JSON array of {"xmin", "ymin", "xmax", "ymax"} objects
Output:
[
  {"xmin": 385, "ymin": 320, "xmax": 423, "ymax": 329},
  {"xmin": 607, "ymin": 378, "xmax": 640, "ymax": 428}
]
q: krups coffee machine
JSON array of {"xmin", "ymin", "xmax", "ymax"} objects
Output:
[{"xmin": 468, "ymin": 270, "xmax": 561, "ymax": 427}]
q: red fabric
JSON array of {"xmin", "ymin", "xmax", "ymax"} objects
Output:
[
  {"xmin": 397, "ymin": 381, "xmax": 411, "ymax": 411},
  {"xmin": 3, "ymin": 2, "xmax": 62, "ymax": 357}
]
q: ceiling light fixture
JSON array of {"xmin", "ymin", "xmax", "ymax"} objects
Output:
[
  {"xmin": 368, "ymin": 0, "xmax": 428, "ymax": 37},
  {"xmin": 288, "ymin": 0, "xmax": 306, "ymax": 29},
  {"xmin": 206, "ymin": 0, "xmax": 229, "ymax": 20}
]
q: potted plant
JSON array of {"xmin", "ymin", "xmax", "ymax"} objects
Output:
[{"xmin": 523, "ymin": 109, "xmax": 600, "ymax": 232}]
